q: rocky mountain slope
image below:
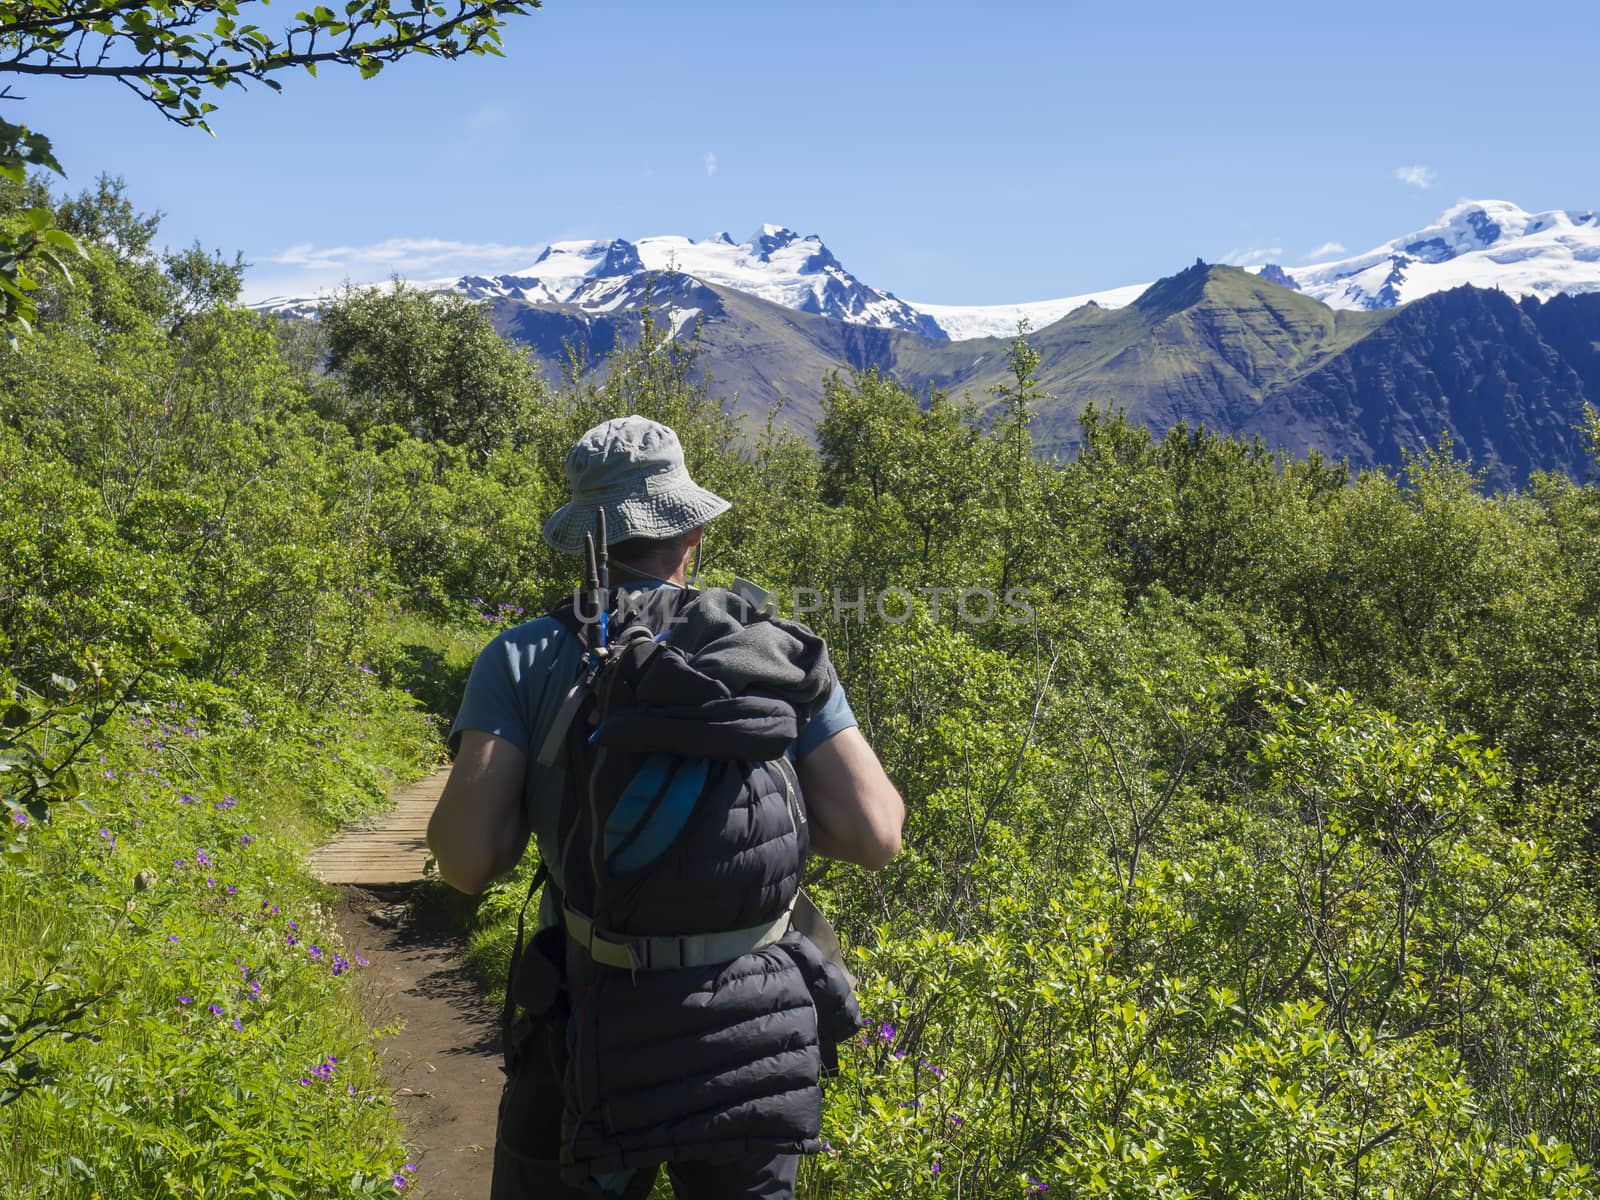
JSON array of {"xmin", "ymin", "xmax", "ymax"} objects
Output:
[{"xmin": 487, "ymin": 263, "xmax": 1600, "ymax": 487}]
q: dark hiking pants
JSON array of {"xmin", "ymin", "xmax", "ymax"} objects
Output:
[{"xmin": 491, "ymin": 1017, "xmax": 799, "ymax": 1200}]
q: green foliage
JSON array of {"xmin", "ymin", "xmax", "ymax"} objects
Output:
[
  {"xmin": 321, "ymin": 281, "xmax": 547, "ymax": 454},
  {"xmin": 0, "ymin": 0, "xmax": 544, "ymax": 129},
  {"xmin": 0, "ymin": 178, "xmax": 440, "ymax": 1194},
  {"xmin": 0, "ymin": 122, "xmax": 83, "ymax": 345},
  {"xmin": 806, "ymin": 683, "xmax": 1600, "ymax": 1198},
  {"xmin": 0, "ymin": 682, "xmax": 430, "ymax": 1195},
  {"xmin": 1, "ymin": 655, "xmax": 162, "ymax": 843}
]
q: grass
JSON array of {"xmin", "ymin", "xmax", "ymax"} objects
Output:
[{"xmin": 0, "ymin": 671, "xmax": 440, "ymax": 1198}]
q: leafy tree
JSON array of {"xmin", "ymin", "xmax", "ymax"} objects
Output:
[
  {"xmin": 818, "ymin": 369, "xmax": 994, "ymax": 577},
  {"xmin": 989, "ymin": 323, "xmax": 1052, "ymax": 595},
  {"xmin": 320, "ymin": 280, "xmax": 545, "ymax": 454}
]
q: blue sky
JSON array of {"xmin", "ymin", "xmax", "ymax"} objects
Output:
[{"xmin": 16, "ymin": 0, "xmax": 1600, "ymax": 304}]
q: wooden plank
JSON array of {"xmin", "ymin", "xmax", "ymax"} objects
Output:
[{"xmin": 309, "ymin": 767, "xmax": 450, "ymax": 885}]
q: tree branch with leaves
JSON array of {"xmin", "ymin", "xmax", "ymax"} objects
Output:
[
  {"xmin": 0, "ymin": 0, "xmax": 544, "ymax": 340},
  {"xmin": 0, "ymin": 0, "xmax": 543, "ymax": 126}
]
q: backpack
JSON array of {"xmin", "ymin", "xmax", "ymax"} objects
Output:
[{"xmin": 508, "ymin": 583, "xmax": 862, "ymax": 1186}]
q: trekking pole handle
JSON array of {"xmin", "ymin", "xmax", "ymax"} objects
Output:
[
  {"xmin": 583, "ymin": 531, "xmax": 600, "ymax": 649},
  {"xmin": 596, "ymin": 508, "xmax": 609, "ymax": 649}
]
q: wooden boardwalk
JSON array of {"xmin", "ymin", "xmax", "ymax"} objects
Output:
[{"xmin": 311, "ymin": 767, "xmax": 451, "ymax": 885}]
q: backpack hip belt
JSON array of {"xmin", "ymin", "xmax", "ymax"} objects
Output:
[{"xmin": 564, "ymin": 895, "xmax": 798, "ymax": 971}]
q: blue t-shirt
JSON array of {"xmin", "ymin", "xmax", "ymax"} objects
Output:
[{"xmin": 448, "ymin": 582, "xmax": 856, "ymax": 907}]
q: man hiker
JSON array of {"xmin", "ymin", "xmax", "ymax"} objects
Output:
[{"xmin": 427, "ymin": 415, "xmax": 904, "ymax": 1199}]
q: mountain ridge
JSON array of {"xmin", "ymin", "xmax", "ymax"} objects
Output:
[
  {"xmin": 481, "ymin": 263, "xmax": 1598, "ymax": 488},
  {"xmin": 252, "ymin": 199, "xmax": 1600, "ymax": 342}
]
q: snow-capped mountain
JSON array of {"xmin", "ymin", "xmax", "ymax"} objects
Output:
[
  {"xmin": 252, "ymin": 201, "xmax": 1600, "ymax": 341},
  {"xmin": 254, "ymin": 225, "xmax": 945, "ymax": 336},
  {"xmin": 899, "ymin": 201, "xmax": 1600, "ymax": 337},
  {"xmin": 1278, "ymin": 201, "xmax": 1600, "ymax": 310},
  {"xmin": 340, "ymin": 227, "xmax": 934, "ymax": 336}
]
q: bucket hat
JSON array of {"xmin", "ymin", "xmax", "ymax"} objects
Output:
[{"xmin": 541, "ymin": 415, "xmax": 731, "ymax": 553}]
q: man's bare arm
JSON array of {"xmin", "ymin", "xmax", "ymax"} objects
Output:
[
  {"xmin": 427, "ymin": 730, "xmax": 530, "ymax": 894},
  {"xmin": 795, "ymin": 727, "xmax": 904, "ymax": 869}
]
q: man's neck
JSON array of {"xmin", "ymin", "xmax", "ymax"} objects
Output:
[{"xmin": 613, "ymin": 558, "xmax": 688, "ymax": 587}]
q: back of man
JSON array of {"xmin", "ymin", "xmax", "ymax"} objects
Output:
[{"xmin": 427, "ymin": 415, "xmax": 904, "ymax": 1199}]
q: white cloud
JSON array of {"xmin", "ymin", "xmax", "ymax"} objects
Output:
[
  {"xmin": 1306, "ymin": 240, "xmax": 1347, "ymax": 260},
  {"xmin": 1220, "ymin": 246, "xmax": 1285, "ymax": 267},
  {"xmin": 703, "ymin": 151, "xmax": 718, "ymax": 177},
  {"xmin": 1394, "ymin": 164, "xmax": 1438, "ymax": 189},
  {"xmin": 266, "ymin": 237, "xmax": 548, "ymax": 275}
]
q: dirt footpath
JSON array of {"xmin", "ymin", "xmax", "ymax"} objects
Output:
[{"xmin": 335, "ymin": 885, "xmax": 502, "ymax": 1200}]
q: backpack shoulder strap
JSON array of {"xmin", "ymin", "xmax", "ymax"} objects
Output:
[
  {"xmin": 500, "ymin": 859, "xmax": 550, "ymax": 1070},
  {"xmin": 532, "ymin": 601, "xmax": 596, "ymax": 768},
  {"xmin": 549, "ymin": 599, "xmax": 583, "ymax": 639}
]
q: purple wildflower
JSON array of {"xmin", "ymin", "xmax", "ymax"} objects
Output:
[
  {"xmin": 209, "ymin": 1004, "xmax": 224, "ymax": 1016},
  {"xmin": 11, "ymin": 811, "xmax": 27, "ymax": 827},
  {"xmin": 177, "ymin": 995, "xmax": 193, "ymax": 1005}
]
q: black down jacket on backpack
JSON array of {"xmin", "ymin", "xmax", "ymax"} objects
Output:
[{"xmin": 552, "ymin": 587, "xmax": 862, "ymax": 1183}]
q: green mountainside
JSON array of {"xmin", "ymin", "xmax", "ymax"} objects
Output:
[{"xmin": 491, "ymin": 264, "xmax": 1600, "ymax": 486}]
